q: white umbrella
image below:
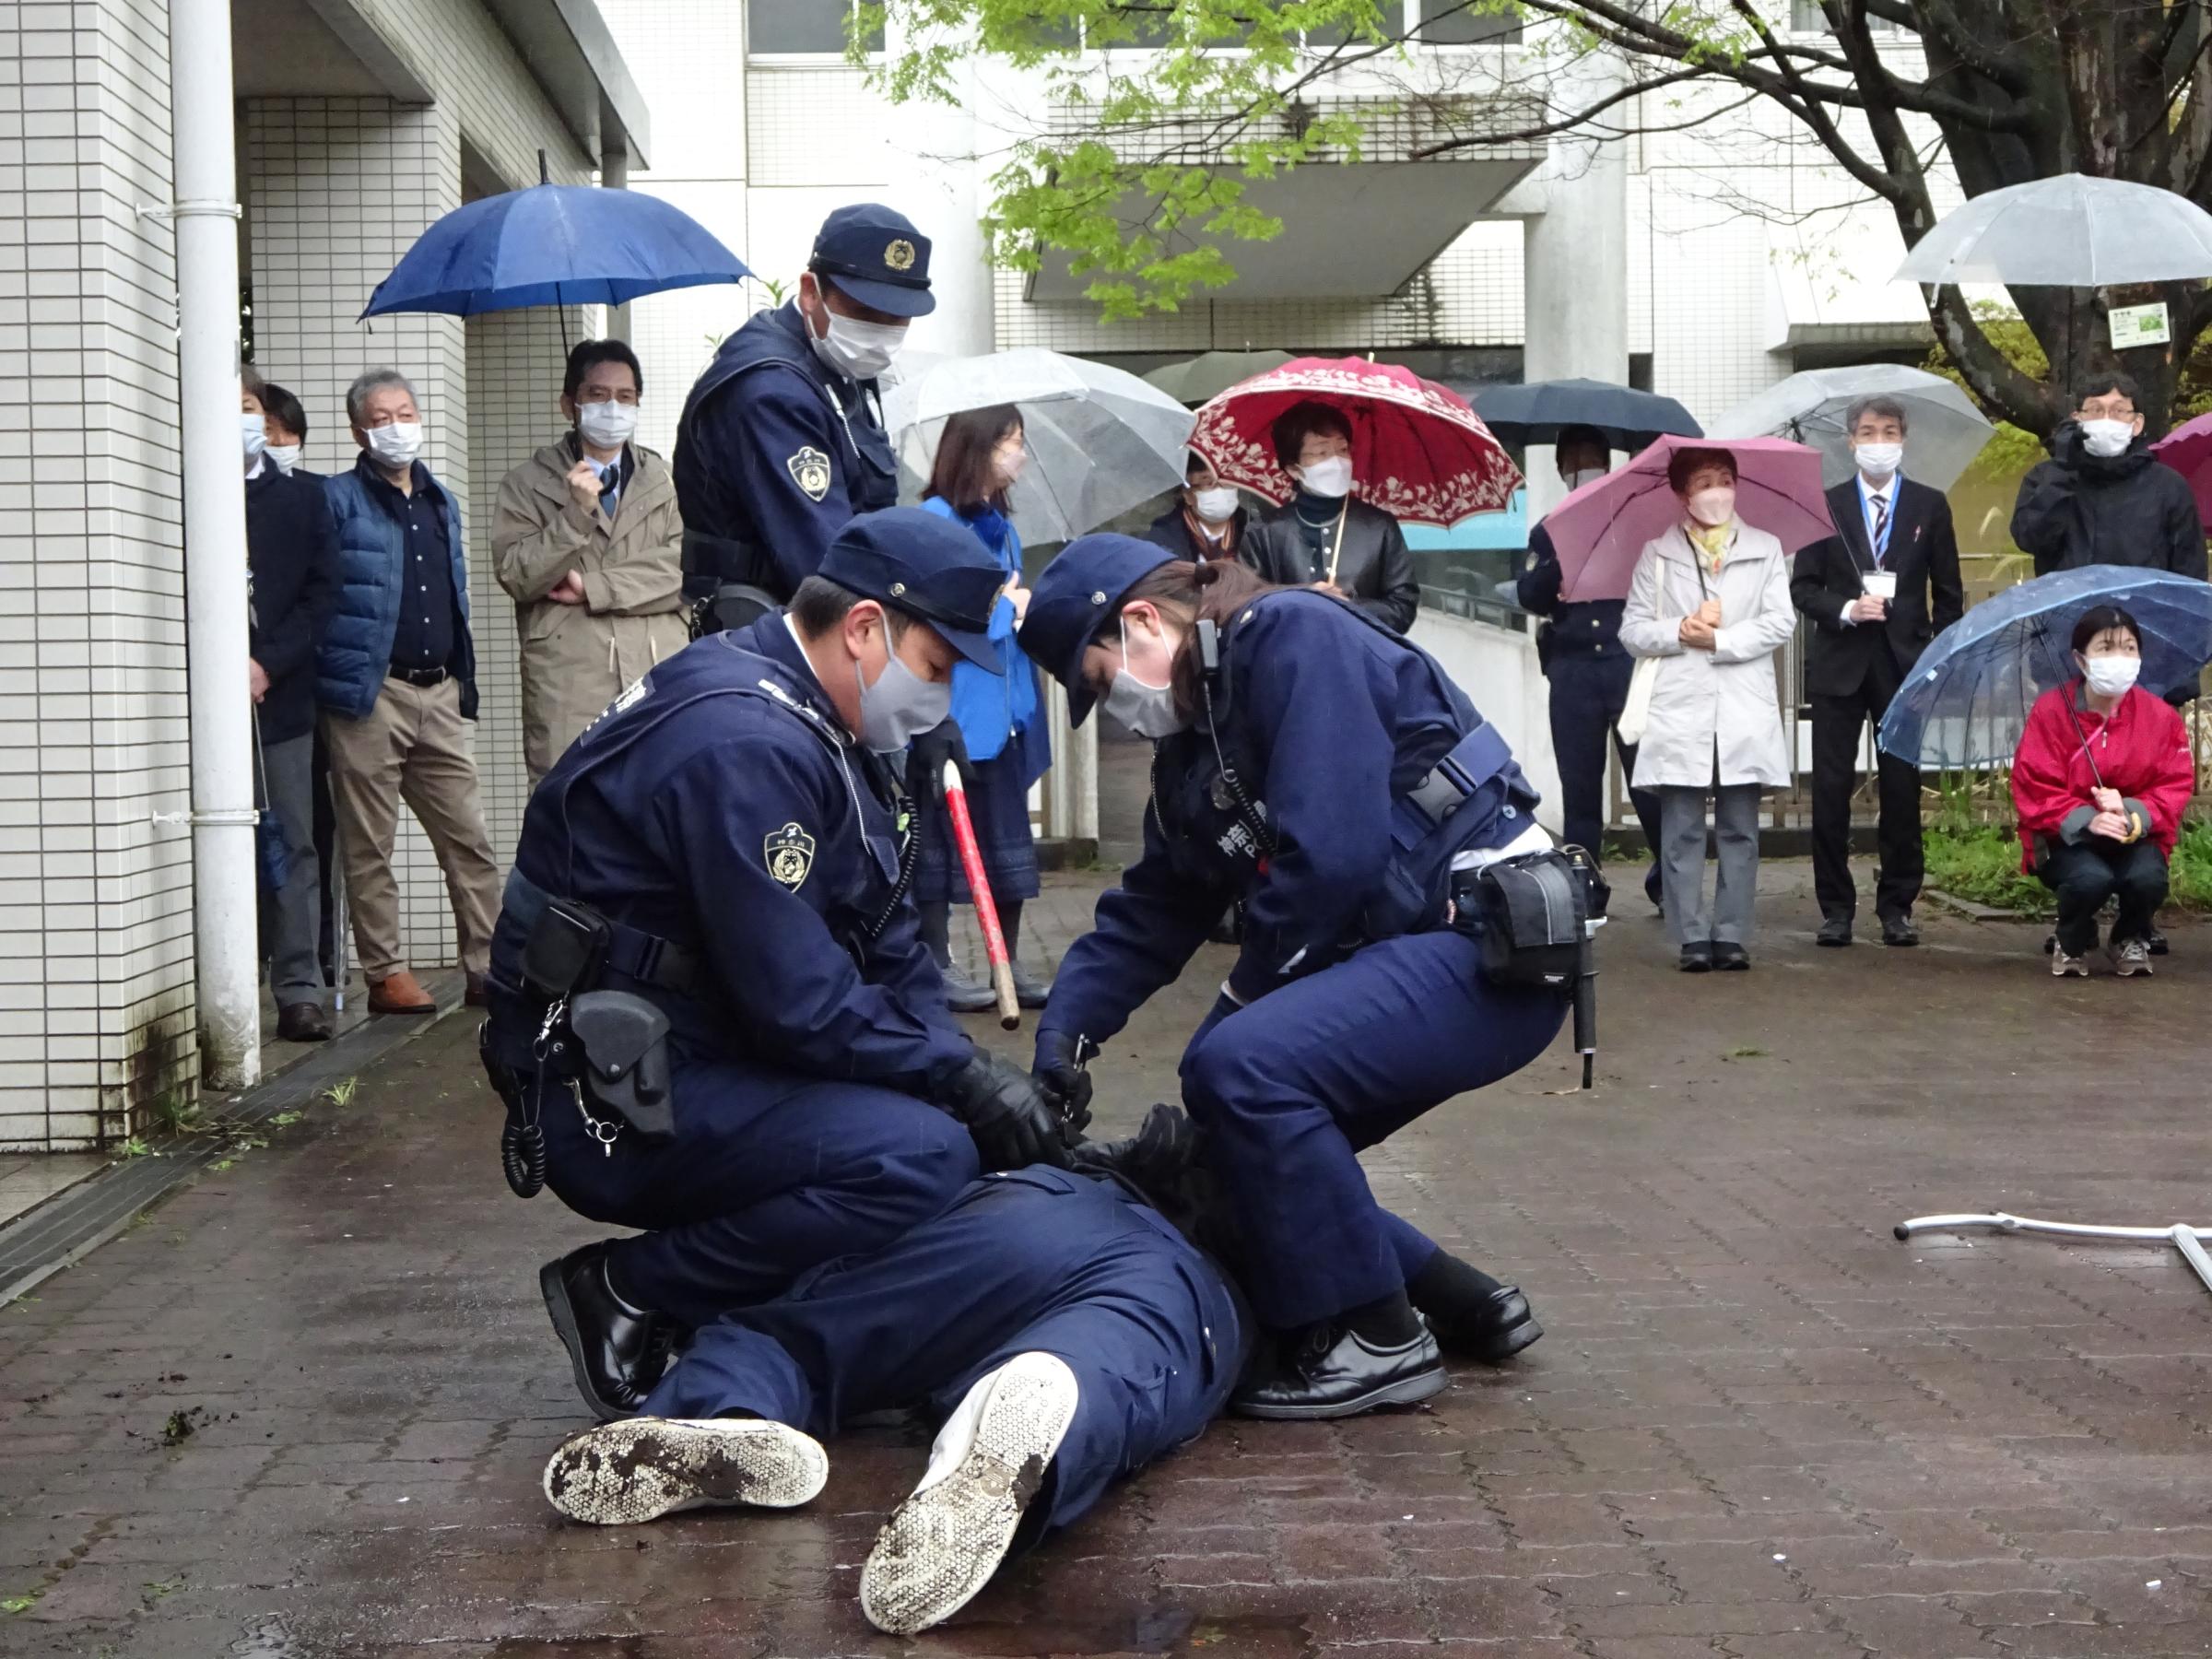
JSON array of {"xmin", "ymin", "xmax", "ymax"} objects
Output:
[
  {"xmin": 1892, "ymin": 173, "xmax": 2212, "ymax": 288},
  {"xmin": 883, "ymin": 348, "xmax": 1196, "ymax": 545},
  {"xmin": 1707, "ymin": 364, "xmax": 1996, "ymax": 492}
]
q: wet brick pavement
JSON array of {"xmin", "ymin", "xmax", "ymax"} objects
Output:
[{"xmin": 6, "ymin": 863, "xmax": 2212, "ymax": 1657}]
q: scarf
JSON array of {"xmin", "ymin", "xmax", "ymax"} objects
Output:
[
  {"xmin": 1182, "ymin": 504, "xmax": 1237, "ymax": 558},
  {"xmin": 1686, "ymin": 518, "xmax": 1733, "ymax": 577},
  {"xmin": 962, "ymin": 502, "xmax": 1016, "ymax": 573}
]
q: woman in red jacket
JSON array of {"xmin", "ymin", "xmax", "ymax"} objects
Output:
[{"xmin": 2011, "ymin": 606, "xmax": 2196, "ymax": 978}]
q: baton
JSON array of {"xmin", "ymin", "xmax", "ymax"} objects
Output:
[{"xmin": 942, "ymin": 760, "xmax": 1019, "ymax": 1030}]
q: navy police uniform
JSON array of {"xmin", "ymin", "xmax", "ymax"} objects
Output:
[
  {"xmin": 1516, "ymin": 522, "xmax": 1665, "ymax": 900},
  {"xmin": 675, "ymin": 205, "xmax": 931, "ymax": 625},
  {"xmin": 646, "ymin": 1163, "xmax": 1251, "ymax": 1543},
  {"xmin": 483, "ymin": 511, "xmax": 1007, "ymax": 1347},
  {"xmin": 1018, "ymin": 539, "xmax": 1569, "ymax": 1335}
]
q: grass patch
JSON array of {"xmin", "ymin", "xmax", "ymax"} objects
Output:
[
  {"xmin": 1922, "ymin": 791, "xmax": 2212, "ymax": 917},
  {"xmin": 320, "ymin": 1077, "xmax": 359, "ymax": 1109}
]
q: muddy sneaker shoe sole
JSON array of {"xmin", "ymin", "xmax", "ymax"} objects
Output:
[
  {"xmin": 859, "ymin": 1352, "xmax": 1079, "ymax": 1636},
  {"xmin": 542, "ymin": 1417, "xmax": 827, "ymax": 1525}
]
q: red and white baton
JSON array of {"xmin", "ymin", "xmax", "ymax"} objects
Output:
[{"xmin": 942, "ymin": 759, "xmax": 1020, "ymax": 1030}]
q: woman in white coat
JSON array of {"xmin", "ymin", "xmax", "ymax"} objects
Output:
[{"xmin": 1619, "ymin": 448, "xmax": 1797, "ymax": 971}]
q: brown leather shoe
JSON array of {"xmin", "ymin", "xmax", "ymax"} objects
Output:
[
  {"xmin": 368, "ymin": 970, "xmax": 438, "ymax": 1015},
  {"xmin": 465, "ymin": 971, "xmax": 488, "ymax": 1008},
  {"xmin": 276, "ymin": 1001, "xmax": 332, "ymax": 1042}
]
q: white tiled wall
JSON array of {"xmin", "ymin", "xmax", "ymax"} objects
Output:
[{"xmin": 0, "ymin": 0, "xmax": 196, "ymax": 1152}]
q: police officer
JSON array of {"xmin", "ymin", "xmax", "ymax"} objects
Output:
[
  {"xmin": 1017, "ymin": 539, "xmax": 1569, "ymax": 1420},
  {"xmin": 1515, "ymin": 425, "xmax": 1665, "ymax": 915},
  {"xmin": 481, "ymin": 507, "xmax": 1072, "ymax": 1422},
  {"xmin": 675, "ymin": 205, "xmax": 929, "ymax": 631}
]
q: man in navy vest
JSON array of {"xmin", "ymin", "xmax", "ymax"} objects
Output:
[{"xmin": 675, "ymin": 204, "xmax": 932, "ymax": 631}]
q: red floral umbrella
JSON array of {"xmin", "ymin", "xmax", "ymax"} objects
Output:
[{"xmin": 1189, "ymin": 356, "xmax": 1522, "ymax": 527}]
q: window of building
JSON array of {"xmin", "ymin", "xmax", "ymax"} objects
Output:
[
  {"xmin": 1414, "ymin": 1, "xmax": 1523, "ymax": 45},
  {"xmin": 1789, "ymin": 1, "xmax": 1897, "ymax": 33},
  {"xmin": 748, "ymin": 0, "xmax": 884, "ymax": 56}
]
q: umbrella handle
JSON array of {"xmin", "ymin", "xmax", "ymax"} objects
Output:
[{"xmin": 943, "ymin": 761, "xmax": 1020, "ymax": 1030}]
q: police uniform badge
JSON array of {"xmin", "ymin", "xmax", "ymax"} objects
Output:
[
  {"xmin": 788, "ymin": 446, "xmax": 833, "ymax": 503},
  {"xmin": 885, "ymin": 239, "xmax": 917, "ymax": 272},
  {"xmin": 764, "ymin": 822, "xmax": 817, "ymax": 890}
]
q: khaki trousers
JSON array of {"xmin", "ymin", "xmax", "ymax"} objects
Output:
[{"xmin": 322, "ymin": 676, "xmax": 501, "ymax": 981}]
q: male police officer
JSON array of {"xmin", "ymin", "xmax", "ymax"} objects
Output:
[
  {"xmin": 675, "ymin": 205, "xmax": 931, "ymax": 630},
  {"xmin": 481, "ymin": 508, "xmax": 1072, "ymax": 1421}
]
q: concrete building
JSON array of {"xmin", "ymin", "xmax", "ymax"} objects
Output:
[{"xmin": 0, "ymin": 0, "xmax": 642, "ymax": 1151}]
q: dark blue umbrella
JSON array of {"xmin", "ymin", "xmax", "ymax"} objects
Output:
[
  {"xmin": 360, "ymin": 176, "xmax": 750, "ymax": 320},
  {"xmin": 1471, "ymin": 378, "xmax": 1702, "ymax": 450},
  {"xmin": 1877, "ymin": 565, "xmax": 2212, "ymax": 769}
]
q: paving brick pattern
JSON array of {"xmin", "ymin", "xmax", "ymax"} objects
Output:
[{"xmin": 5, "ymin": 865, "xmax": 2212, "ymax": 1657}]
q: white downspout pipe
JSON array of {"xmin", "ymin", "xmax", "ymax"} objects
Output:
[{"xmin": 171, "ymin": 0, "xmax": 261, "ymax": 1091}]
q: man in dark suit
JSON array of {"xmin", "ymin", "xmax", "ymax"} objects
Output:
[
  {"xmin": 1791, "ymin": 394, "xmax": 1965, "ymax": 948},
  {"xmin": 1237, "ymin": 402, "xmax": 1420, "ymax": 632}
]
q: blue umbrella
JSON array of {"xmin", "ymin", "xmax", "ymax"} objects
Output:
[
  {"xmin": 1877, "ymin": 566, "xmax": 2212, "ymax": 769},
  {"xmin": 1471, "ymin": 379, "xmax": 1702, "ymax": 450},
  {"xmin": 360, "ymin": 174, "xmax": 750, "ymax": 320}
]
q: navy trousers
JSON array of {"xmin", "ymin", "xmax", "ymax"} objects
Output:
[
  {"xmin": 643, "ymin": 1166, "xmax": 1249, "ymax": 1537},
  {"xmin": 541, "ymin": 1051, "xmax": 981, "ymax": 1328},
  {"xmin": 1547, "ymin": 653, "xmax": 1664, "ymax": 866},
  {"xmin": 1180, "ymin": 929, "xmax": 1568, "ymax": 1329}
]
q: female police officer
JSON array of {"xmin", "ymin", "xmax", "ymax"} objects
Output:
[{"xmin": 1017, "ymin": 536, "xmax": 1567, "ymax": 1419}]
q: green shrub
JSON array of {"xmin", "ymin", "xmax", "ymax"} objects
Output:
[{"xmin": 1922, "ymin": 819, "xmax": 2052, "ymax": 914}]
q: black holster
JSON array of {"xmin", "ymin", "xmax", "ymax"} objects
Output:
[
  {"xmin": 1453, "ymin": 849, "xmax": 1586, "ymax": 992},
  {"xmin": 682, "ymin": 528, "xmax": 784, "ymax": 634}
]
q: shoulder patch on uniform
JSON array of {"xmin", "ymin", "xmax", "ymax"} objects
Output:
[
  {"xmin": 764, "ymin": 821, "xmax": 817, "ymax": 890},
  {"xmin": 788, "ymin": 446, "xmax": 832, "ymax": 502}
]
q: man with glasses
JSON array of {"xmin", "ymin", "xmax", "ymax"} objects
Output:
[{"xmin": 2013, "ymin": 373, "xmax": 2207, "ymax": 592}]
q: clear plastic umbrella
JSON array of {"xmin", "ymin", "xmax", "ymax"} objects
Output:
[
  {"xmin": 883, "ymin": 348, "xmax": 1196, "ymax": 546},
  {"xmin": 1891, "ymin": 173, "xmax": 2212, "ymax": 288},
  {"xmin": 1707, "ymin": 365, "xmax": 1995, "ymax": 492}
]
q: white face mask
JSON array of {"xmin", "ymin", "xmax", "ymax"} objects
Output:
[
  {"xmin": 576, "ymin": 399, "xmax": 639, "ymax": 450},
  {"xmin": 1296, "ymin": 455, "xmax": 1354, "ymax": 499},
  {"xmin": 1101, "ymin": 618, "xmax": 1187, "ymax": 739},
  {"xmin": 1687, "ymin": 487, "xmax": 1735, "ymax": 527},
  {"xmin": 807, "ymin": 285, "xmax": 906, "ymax": 382},
  {"xmin": 1192, "ymin": 486, "xmax": 1240, "ymax": 524},
  {"xmin": 995, "ymin": 441, "xmax": 1028, "ymax": 487},
  {"xmin": 2080, "ymin": 418, "xmax": 2136, "ymax": 459},
  {"xmin": 265, "ymin": 443, "xmax": 302, "ymax": 474},
  {"xmin": 1853, "ymin": 441, "xmax": 1903, "ymax": 478},
  {"xmin": 2080, "ymin": 653, "xmax": 2142, "ymax": 697},
  {"xmin": 854, "ymin": 631, "xmax": 952, "ymax": 754},
  {"xmin": 241, "ymin": 413, "xmax": 268, "ymax": 464},
  {"xmin": 365, "ymin": 420, "xmax": 424, "ymax": 470},
  {"xmin": 1564, "ymin": 467, "xmax": 1606, "ymax": 491}
]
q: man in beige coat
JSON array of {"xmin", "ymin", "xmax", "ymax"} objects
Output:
[{"xmin": 493, "ymin": 340, "xmax": 691, "ymax": 783}]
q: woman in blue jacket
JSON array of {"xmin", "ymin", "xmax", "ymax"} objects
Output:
[{"xmin": 917, "ymin": 406, "xmax": 1053, "ymax": 1011}]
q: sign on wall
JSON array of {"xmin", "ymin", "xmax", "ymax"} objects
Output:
[{"xmin": 2109, "ymin": 301, "xmax": 2172, "ymax": 350}]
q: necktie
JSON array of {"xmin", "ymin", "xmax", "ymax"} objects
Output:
[
  {"xmin": 1870, "ymin": 491, "xmax": 1889, "ymax": 566},
  {"xmin": 598, "ymin": 464, "xmax": 618, "ymax": 516}
]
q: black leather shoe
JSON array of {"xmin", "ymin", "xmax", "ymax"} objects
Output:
[
  {"xmin": 1007, "ymin": 958, "xmax": 1053, "ymax": 1009},
  {"xmin": 2147, "ymin": 924, "xmax": 2170, "ymax": 957},
  {"xmin": 935, "ymin": 959, "xmax": 996, "ymax": 1014},
  {"xmin": 1423, "ymin": 1285, "xmax": 1543, "ymax": 1365},
  {"xmin": 1712, "ymin": 942, "xmax": 1751, "ymax": 971},
  {"xmin": 1678, "ymin": 942, "xmax": 1712, "ymax": 973},
  {"xmin": 276, "ymin": 1001, "xmax": 332, "ymax": 1042},
  {"xmin": 1233, "ymin": 1321, "xmax": 1447, "ymax": 1420},
  {"xmin": 1880, "ymin": 913, "xmax": 1920, "ymax": 947},
  {"xmin": 540, "ymin": 1244, "xmax": 676, "ymax": 1422},
  {"xmin": 1817, "ymin": 914, "xmax": 1853, "ymax": 947}
]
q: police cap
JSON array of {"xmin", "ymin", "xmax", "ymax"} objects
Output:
[
  {"xmin": 811, "ymin": 204, "xmax": 935, "ymax": 319},
  {"xmin": 1017, "ymin": 534, "xmax": 1175, "ymax": 726},
  {"xmin": 819, "ymin": 507, "xmax": 1003, "ymax": 671}
]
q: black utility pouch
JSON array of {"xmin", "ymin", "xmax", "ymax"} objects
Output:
[
  {"xmin": 521, "ymin": 897, "xmax": 611, "ymax": 1000},
  {"xmin": 569, "ymin": 990, "xmax": 676, "ymax": 1142},
  {"xmin": 1456, "ymin": 850, "xmax": 1586, "ymax": 991}
]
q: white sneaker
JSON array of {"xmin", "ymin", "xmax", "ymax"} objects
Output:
[
  {"xmin": 2112, "ymin": 937, "xmax": 2153, "ymax": 977},
  {"xmin": 542, "ymin": 1416, "xmax": 827, "ymax": 1525},
  {"xmin": 2052, "ymin": 947, "xmax": 2089, "ymax": 978},
  {"xmin": 859, "ymin": 1351, "xmax": 1080, "ymax": 1635}
]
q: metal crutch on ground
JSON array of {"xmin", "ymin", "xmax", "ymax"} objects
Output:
[{"xmin": 1894, "ymin": 1211, "xmax": 2212, "ymax": 1299}]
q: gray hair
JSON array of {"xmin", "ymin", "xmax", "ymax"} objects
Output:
[
  {"xmin": 347, "ymin": 368, "xmax": 418, "ymax": 427},
  {"xmin": 1844, "ymin": 394, "xmax": 1909, "ymax": 437}
]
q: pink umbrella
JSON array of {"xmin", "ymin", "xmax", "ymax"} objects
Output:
[
  {"xmin": 1189, "ymin": 356, "xmax": 1521, "ymax": 527},
  {"xmin": 2150, "ymin": 412, "xmax": 2212, "ymax": 531},
  {"xmin": 1547, "ymin": 434, "xmax": 1837, "ymax": 603}
]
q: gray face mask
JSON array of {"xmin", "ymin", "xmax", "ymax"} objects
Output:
[
  {"xmin": 854, "ymin": 639, "xmax": 951, "ymax": 754},
  {"xmin": 1100, "ymin": 621, "xmax": 1187, "ymax": 738}
]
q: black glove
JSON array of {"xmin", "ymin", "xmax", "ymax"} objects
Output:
[
  {"xmin": 906, "ymin": 718, "xmax": 975, "ymax": 807},
  {"xmin": 1032, "ymin": 1030, "xmax": 1096, "ymax": 1140},
  {"xmin": 935, "ymin": 1050, "xmax": 1069, "ymax": 1171}
]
